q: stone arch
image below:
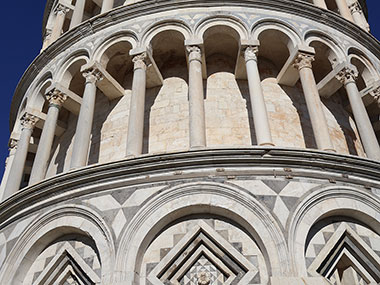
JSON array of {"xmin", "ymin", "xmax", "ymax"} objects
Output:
[
  {"xmin": 141, "ymin": 20, "xmax": 191, "ymax": 47},
  {"xmin": 56, "ymin": 50, "xmax": 90, "ymax": 95},
  {"xmin": 288, "ymin": 185, "xmax": 380, "ymax": 277},
  {"xmin": 0, "ymin": 204, "xmax": 115, "ymax": 285},
  {"xmin": 252, "ymin": 19, "xmax": 302, "ymax": 51},
  {"xmin": 93, "ymin": 31, "xmax": 138, "ymax": 64},
  {"xmin": 348, "ymin": 47, "xmax": 378, "ymax": 88},
  {"xmin": 304, "ymin": 30, "xmax": 345, "ymax": 65},
  {"xmin": 116, "ymin": 182, "xmax": 289, "ymax": 284},
  {"xmin": 195, "ymin": 15, "xmax": 249, "ymax": 42},
  {"xmin": 27, "ymin": 72, "xmax": 54, "ymax": 114},
  {"xmin": 93, "ymin": 32, "xmax": 137, "ymax": 87}
]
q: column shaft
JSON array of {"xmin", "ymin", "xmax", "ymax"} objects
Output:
[
  {"xmin": 187, "ymin": 46, "xmax": 206, "ymax": 149},
  {"xmin": 3, "ymin": 114, "xmax": 38, "ymax": 200},
  {"xmin": 335, "ymin": 0, "xmax": 354, "ymax": 21},
  {"xmin": 70, "ymin": 0, "xmax": 86, "ymax": 29},
  {"xmin": 126, "ymin": 53, "xmax": 147, "ymax": 156},
  {"xmin": 313, "ymin": 0, "xmax": 327, "ymax": 9},
  {"xmin": 70, "ymin": 69, "xmax": 101, "ymax": 169},
  {"xmin": 29, "ymin": 90, "xmax": 66, "ymax": 184},
  {"xmin": 50, "ymin": 5, "xmax": 68, "ymax": 42},
  {"xmin": 338, "ymin": 69, "xmax": 380, "ymax": 160},
  {"xmin": 101, "ymin": 0, "xmax": 114, "ymax": 13},
  {"xmin": 295, "ymin": 53, "xmax": 335, "ymax": 151},
  {"xmin": 244, "ymin": 47, "xmax": 273, "ymax": 146}
]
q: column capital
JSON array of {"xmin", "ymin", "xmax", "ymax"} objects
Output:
[
  {"xmin": 9, "ymin": 139, "xmax": 18, "ymax": 151},
  {"xmin": 20, "ymin": 113, "xmax": 39, "ymax": 130},
  {"xmin": 349, "ymin": 2, "xmax": 361, "ymax": 13},
  {"xmin": 244, "ymin": 46, "xmax": 259, "ymax": 62},
  {"xmin": 82, "ymin": 67, "xmax": 103, "ymax": 84},
  {"xmin": 371, "ymin": 86, "xmax": 380, "ymax": 107},
  {"xmin": 336, "ymin": 67, "xmax": 358, "ymax": 85},
  {"xmin": 186, "ymin": 45, "xmax": 202, "ymax": 63},
  {"xmin": 132, "ymin": 52, "xmax": 148, "ymax": 71},
  {"xmin": 46, "ymin": 88, "xmax": 67, "ymax": 108},
  {"xmin": 55, "ymin": 4, "xmax": 70, "ymax": 15},
  {"xmin": 293, "ymin": 52, "xmax": 315, "ymax": 70}
]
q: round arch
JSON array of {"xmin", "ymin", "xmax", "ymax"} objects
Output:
[
  {"xmin": 195, "ymin": 15, "xmax": 249, "ymax": 42},
  {"xmin": 55, "ymin": 50, "xmax": 90, "ymax": 87},
  {"xmin": 304, "ymin": 30, "xmax": 345, "ymax": 64},
  {"xmin": 348, "ymin": 47, "xmax": 379, "ymax": 86},
  {"xmin": 141, "ymin": 20, "xmax": 191, "ymax": 47},
  {"xmin": 288, "ymin": 186, "xmax": 380, "ymax": 277},
  {"xmin": 93, "ymin": 31, "xmax": 138, "ymax": 64},
  {"xmin": 0, "ymin": 204, "xmax": 115, "ymax": 285},
  {"xmin": 26, "ymin": 72, "xmax": 53, "ymax": 113},
  {"xmin": 116, "ymin": 182, "xmax": 289, "ymax": 283},
  {"xmin": 252, "ymin": 19, "xmax": 302, "ymax": 50}
]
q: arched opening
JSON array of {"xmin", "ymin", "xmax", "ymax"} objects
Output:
[
  {"xmin": 256, "ymin": 27, "xmax": 313, "ymax": 149},
  {"xmin": 305, "ymin": 215, "xmax": 380, "ymax": 284},
  {"xmin": 46, "ymin": 55, "xmax": 89, "ymax": 177},
  {"xmin": 348, "ymin": 50, "xmax": 380, "ymax": 147},
  {"xmin": 307, "ymin": 38, "xmax": 364, "ymax": 156},
  {"xmin": 145, "ymin": 29, "xmax": 189, "ymax": 154},
  {"xmin": 202, "ymin": 25, "xmax": 253, "ymax": 147}
]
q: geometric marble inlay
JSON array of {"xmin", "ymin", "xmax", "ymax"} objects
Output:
[{"xmin": 148, "ymin": 221, "xmax": 259, "ymax": 285}]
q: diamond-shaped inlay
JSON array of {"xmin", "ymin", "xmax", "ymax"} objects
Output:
[{"xmin": 148, "ymin": 221, "xmax": 258, "ymax": 285}]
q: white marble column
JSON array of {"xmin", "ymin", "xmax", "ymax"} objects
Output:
[
  {"xmin": 101, "ymin": 0, "xmax": 114, "ymax": 13},
  {"xmin": 244, "ymin": 47, "xmax": 274, "ymax": 146},
  {"xmin": 3, "ymin": 114, "xmax": 39, "ymax": 200},
  {"xmin": 187, "ymin": 46, "xmax": 206, "ymax": 149},
  {"xmin": 0, "ymin": 140, "xmax": 18, "ymax": 201},
  {"xmin": 313, "ymin": 0, "xmax": 327, "ymax": 9},
  {"xmin": 29, "ymin": 89, "xmax": 67, "ymax": 185},
  {"xmin": 126, "ymin": 53, "xmax": 148, "ymax": 156},
  {"xmin": 337, "ymin": 67, "xmax": 380, "ymax": 160},
  {"xmin": 50, "ymin": 4, "xmax": 69, "ymax": 43},
  {"xmin": 294, "ymin": 53, "xmax": 335, "ymax": 152},
  {"xmin": 335, "ymin": 0, "xmax": 354, "ymax": 21},
  {"xmin": 70, "ymin": 68, "xmax": 102, "ymax": 169},
  {"xmin": 70, "ymin": 0, "xmax": 86, "ymax": 29},
  {"xmin": 349, "ymin": 2, "xmax": 370, "ymax": 31}
]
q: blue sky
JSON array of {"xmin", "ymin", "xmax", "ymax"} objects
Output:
[{"xmin": 0, "ymin": 1, "xmax": 379, "ymax": 178}]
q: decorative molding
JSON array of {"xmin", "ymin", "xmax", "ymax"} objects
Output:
[
  {"xmin": 244, "ymin": 46, "xmax": 259, "ymax": 62},
  {"xmin": 293, "ymin": 52, "xmax": 315, "ymax": 70}
]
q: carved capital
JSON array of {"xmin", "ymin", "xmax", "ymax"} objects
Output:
[
  {"xmin": 46, "ymin": 88, "xmax": 67, "ymax": 108},
  {"xmin": 244, "ymin": 46, "xmax": 259, "ymax": 62},
  {"xmin": 82, "ymin": 67, "xmax": 103, "ymax": 84},
  {"xmin": 55, "ymin": 4, "xmax": 70, "ymax": 15},
  {"xmin": 371, "ymin": 87, "xmax": 380, "ymax": 106},
  {"xmin": 187, "ymin": 45, "xmax": 202, "ymax": 62},
  {"xmin": 349, "ymin": 2, "xmax": 361, "ymax": 13},
  {"xmin": 336, "ymin": 67, "xmax": 358, "ymax": 85},
  {"xmin": 293, "ymin": 53, "xmax": 315, "ymax": 70},
  {"xmin": 9, "ymin": 139, "xmax": 18, "ymax": 151},
  {"xmin": 20, "ymin": 113, "xmax": 39, "ymax": 130},
  {"xmin": 132, "ymin": 52, "xmax": 148, "ymax": 71}
]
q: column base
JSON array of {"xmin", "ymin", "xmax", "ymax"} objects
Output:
[
  {"xmin": 323, "ymin": 148, "xmax": 336, "ymax": 153},
  {"xmin": 259, "ymin": 142, "xmax": 275, "ymax": 147},
  {"xmin": 190, "ymin": 145, "xmax": 206, "ymax": 150}
]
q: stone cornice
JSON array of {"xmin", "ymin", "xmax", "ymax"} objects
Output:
[
  {"xmin": 12, "ymin": 0, "xmax": 379, "ymax": 131},
  {"xmin": 0, "ymin": 147, "xmax": 379, "ymax": 229}
]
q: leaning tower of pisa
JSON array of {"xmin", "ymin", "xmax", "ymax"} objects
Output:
[{"xmin": 1, "ymin": 0, "xmax": 380, "ymax": 284}]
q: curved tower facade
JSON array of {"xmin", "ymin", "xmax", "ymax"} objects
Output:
[{"xmin": 1, "ymin": 0, "xmax": 380, "ymax": 284}]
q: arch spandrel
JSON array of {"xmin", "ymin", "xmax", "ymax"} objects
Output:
[
  {"xmin": 0, "ymin": 205, "xmax": 115, "ymax": 285},
  {"xmin": 288, "ymin": 186, "xmax": 380, "ymax": 277},
  {"xmin": 116, "ymin": 182, "xmax": 289, "ymax": 284}
]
